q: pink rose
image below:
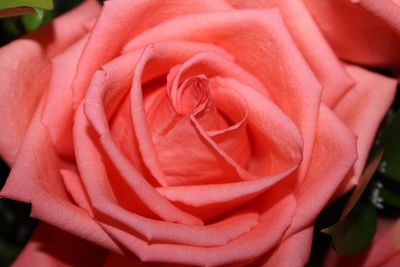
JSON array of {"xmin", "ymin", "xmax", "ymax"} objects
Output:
[{"xmin": 0, "ymin": 0, "xmax": 398, "ymax": 266}]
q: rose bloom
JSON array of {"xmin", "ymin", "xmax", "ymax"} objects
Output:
[{"xmin": 0, "ymin": 0, "xmax": 399, "ymax": 266}]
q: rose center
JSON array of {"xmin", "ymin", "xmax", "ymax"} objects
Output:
[{"xmin": 174, "ymin": 75, "xmax": 211, "ymax": 115}]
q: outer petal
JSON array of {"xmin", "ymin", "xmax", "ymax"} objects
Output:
[
  {"xmin": 226, "ymin": 0, "xmax": 355, "ymax": 107},
  {"xmin": 260, "ymin": 226, "xmax": 314, "ymax": 267},
  {"xmin": 41, "ymin": 34, "xmax": 90, "ymax": 160},
  {"xmin": 333, "ymin": 65, "xmax": 396, "ymax": 195},
  {"xmin": 96, "ymin": 186, "xmax": 296, "ymax": 266},
  {"xmin": 72, "ymin": 0, "xmax": 232, "ymax": 105},
  {"xmin": 304, "ymin": 0, "xmax": 400, "ymax": 72},
  {"xmin": 278, "ymin": 0, "xmax": 354, "ymax": 107},
  {"xmin": 285, "ymin": 105, "xmax": 358, "ymax": 237},
  {"xmin": 0, "ymin": 101, "xmax": 121, "ymax": 254},
  {"xmin": 12, "ymin": 223, "xmax": 107, "ymax": 267},
  {"xmin": 0, "ymin": 0, "xmax": 100, "ymax": 165}
]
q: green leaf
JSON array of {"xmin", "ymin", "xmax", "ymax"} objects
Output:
[
  {"xmin": 21, "ymin": 8, "xmax": 46, "ymax": 32},
  {"xmin": 0, "ymin": 0, "xmax": 53, "ymax": 18},
  {"xmin": 0, "ymin": 0, "xmax": 53, "ymax": 10},
  {"xmin": 380, "ymin": 110, "xmax": 400, "ymax": 183},
  {"xmin": 332, "ymin": 199, "xmax": 377, "ymax": 256}
]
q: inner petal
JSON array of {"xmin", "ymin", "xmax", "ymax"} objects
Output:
[
  {"xmin": 150, "ymin": 53, "xmax": 257, "ymax": 186},
  {"xmin": 175, "ymin": 75, "xmax": 210, "ymax": 115}
]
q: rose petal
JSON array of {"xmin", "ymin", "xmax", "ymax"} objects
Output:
[
  {"xmin": 225, "ymin": 0, "xmax": 278, "ymax": 8},
  {"xmin": 153, "ymin": 76, "xmax": 302, "ymax": 220},
  {"xmin": 215, "ymin": 77, "xmax": 303, "ymax": 177},
  {"xmin": 156, "ymin": 167, "xmax": 296, "ymax": 221},
  {"xmin": 333, "ymin": 64, "xmax": 396, "ymax": 196},
  {"xmin": 226, "ymin": 0, "xmax": 355, "ymax": 107},
  {"xmin": 278, "ymin": 0, "xmax": 355, "ymax": 106},
  {"xmin": 258, "ymin": 225, "xmax": 314, "ymax": 266},
  {"xmin": 78, "ymin": 102, "xmax": 270, "ymax": 246},
  {"xmin": 72, "ymin": 0, "xmax": 232, "ymax": 105},
  {"xmin": 155, "ymin": 116, "xmax": 247, "ymax": 185},
  {"xmin": 97, "ymin": 186, "xmax": 296, "ymax": 266},
  {"xmin": 0, "ymin": 0, "xmax": 99, "ymax": 165},
  {"xmin": 60, "ymin": 165, "xmax": 94, "ymax": 216},
  {"xmin": 304, "ymin": 0, "xmax": 400, "ymax": 72},
  {"xmin": 11, "ymin": 223, "xmax": 107, "ymax": 267},
  {"xmin": 83, "ymin": 42, "xmax": 251, "ymax": 224},
  {"xmin": 128, "ymin": 47, "xmax": 268, "ymax": 186},
  {"xmin": 285, "ymin": 105, "xmax": 358, "ymax": 237},
  {"xmin": 41, "ymin": 35, "xmax": 89, "ymax": 161},
  {"xmin": 76, "ymin": 104, "xmax": 203, "ymax": 225},
  {"xmin": 0, "ymin": 104, "xmax": 120, "ymax": 253}
]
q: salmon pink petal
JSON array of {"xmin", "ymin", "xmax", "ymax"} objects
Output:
[
  {"xmin": 285, "ymin": 105, "xmax": 357, "ymax": 237},
  {"xmin": 75, "ymin": 104, "xmax": 203, "ymax": 225},
  {"xmin": 41, "ymin": 35, "xmax": 89, "ymax": 161},
  {"xmin": 156, "ymin": 167, "xmax": 296, "ymax": 221},
  {"xmin": 304, "ymin": 0, "xmax": 400, "ymax": 71},
  {"xmin": 155, "ymin": 116, "xmax": 248, "ymax": 185},
  {"xmin": 78, "ymin": 101, "xmax": 272, "ymax": 247},
  {"xmin": 0, "ymin": 0, "xmax": 99, "ymax": 165},
  {"xmin": 278, "ymin": 0, "xmax": 354, "ymax": 107},
  {"xmin": 11, "ymin": 224, "xmax": 107, "ymax": 267},
  {"xmin": 97, "ymin": 187, "xmax": 296, "ymax": 266},
  {"xmin": 333, "ymin": 65, "xmax": 396, "ymax": 196},
  {"xmin": 215, "ymin": 77, "xmax": 303, "ymax": 177},
  {"xmin": 259, "ymin": 226, "xmax": 314, "ymax": 266},
  {"xmin": 225, "ymin": 0, "xmax": 278, "ymax": 8},
  {"xmin": 60, "ymin": 165, "xmax": 94, "ymax": 216},
  {"xmin": 72, "ymin": 0, "xmax": 232, "ymax": 105},
  {"xmin": 0, "ymin": 105, "xmax": 120, "ymax": 253},
  {"xmin": 226, "ymin": 0, "xmax": 355, "ymax": 107}
]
